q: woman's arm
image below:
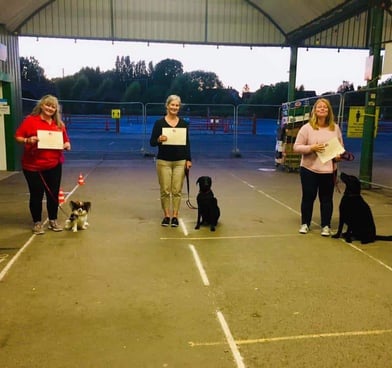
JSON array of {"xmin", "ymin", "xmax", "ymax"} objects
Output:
[{"xmin": 150, "ymin": 119, "xmax": 162, "ymax": 147}]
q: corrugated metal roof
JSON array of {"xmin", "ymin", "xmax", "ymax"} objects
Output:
[{"xmin": 0, "ymin": 0, "xmax": 391, "ymax": 49}]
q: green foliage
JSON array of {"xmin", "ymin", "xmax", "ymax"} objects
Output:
[
  {"xmin": 71, "ymin": 74, "xmax": 89, "ymax": 99},
  {"xmin": 95, "ymin": 78, "xmax": 115, "ymax": 101},
  {"xmin": 20, "ymin": 54, "xmax": 324, "ymax": 109},
  {"xmin": 122, "ymin": 81, "xmax": 142, "ymax": 102},
  {"xmin": 20, "ymin": 56, "xmax": 46, "ymax": 82},
  {"xmin": 20, "ymin": 56, "xmax": 56, "ymax": 99},
  {"xmin": 151, "ymin": 58, "xmax": 183, "ymax": 88}
]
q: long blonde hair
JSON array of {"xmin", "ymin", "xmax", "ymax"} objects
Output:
[
  {"xmin": 31, "ymin": 94, "xmax": 64, "ymax": 128},
  {"xmin": 309, "ymin": 98, "xmax": 336, "ymax": 131}
]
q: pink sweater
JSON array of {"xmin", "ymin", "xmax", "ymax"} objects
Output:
[{"xmin": 293, "ymin": 123, "xmax": 343, "ymax": 173}]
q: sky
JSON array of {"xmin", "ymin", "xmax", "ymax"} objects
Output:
[{"xmin": 18, "ymin": 36, "xmax": 382, "ymax": 96}]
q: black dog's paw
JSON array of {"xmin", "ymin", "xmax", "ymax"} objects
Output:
[
  {"xmin": 210, "ymin": 226, "xmax": 216, "ymax": 232},
  {"xmin": 344, "ymin": 237, "xmax": 353, "ymax": 243},
  {"xmin": 195, "ymin": 224, "xmax": 200, "ymax": 230},
  {"xmin": 331, "ymin": 233, "xmax": 340, "ymax": 239}
]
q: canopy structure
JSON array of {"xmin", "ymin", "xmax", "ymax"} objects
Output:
[
  {"xmin": 0, "ymin": 0, "xmax": 392, "ymax": 50},
  {"xmin": 0, "ymin": 0, "xmax": 391, "ymax": 176}
]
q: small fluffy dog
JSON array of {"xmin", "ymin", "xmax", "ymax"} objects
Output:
[
  {"xmin": 332, "ymin": 172, "xmax": 392, "ymax": 244},
  {"xmin": 64, "ymin": 200, "xmax": 91, "ymax": 232},
  {"xmin": 195, "ymin": 176, "xmax": 220, "ymax": 232}
]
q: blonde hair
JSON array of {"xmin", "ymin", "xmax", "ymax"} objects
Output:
[
  {"xmin": 165, "ymin": 94, "xmax": 181, "ymax": 108},
  {"xmin": 309, "ymin": 98, "xmax": 336, "ymax": 131},
  {"xmin": 32, "ymin": 94, "xmax": 64, "ymax": 128}
]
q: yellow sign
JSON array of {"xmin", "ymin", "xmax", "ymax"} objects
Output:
[
  {"xmin": 111, "ymin": 109, "xmax": 121, "ymax": 119},
  {"xmin": 347, "ymin": 106, "xmax": 379, "ymax": 138}
]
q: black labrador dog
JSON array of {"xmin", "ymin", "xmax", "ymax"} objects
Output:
[
  {"xmin": 195, "ymin": 176, "xmax": 220, "ymax": 232},
  {"xmin": 332, "ymin": 172, "xmax": 392, "ymax": 244}
]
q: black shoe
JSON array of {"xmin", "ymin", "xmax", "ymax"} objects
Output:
[
  {"xmin": 161, "ymin": 217, "xmax": 170, "ymax": 227},
  {"xmin": 171, "ymin": 217, "xmax": 179, "ymax": 227}
]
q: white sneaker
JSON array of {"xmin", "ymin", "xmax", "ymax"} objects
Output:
[
  {"xmin": 299, "ymin": 224, "xmax": 309, "ymax": 234},
  {"xmin": 321, "ymin": 226, "xmax": 331, "ymax": 237}
]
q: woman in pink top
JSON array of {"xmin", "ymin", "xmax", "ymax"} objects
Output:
[
  {"xmin": 293, "ymin": 98, "xmax": 344, "ymax": 236},
  {"xmin": 15, "ymin": 95, "xmax": 71, "ymax": 235}
]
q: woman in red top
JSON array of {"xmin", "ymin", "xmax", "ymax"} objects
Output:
[{"xmin": 15, "ymin": 95, "xmax": 71, "ymax": 235}]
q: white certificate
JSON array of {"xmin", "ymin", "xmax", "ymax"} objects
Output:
[
  {"xmin": 162, "ymin": 127, "xmax": 186, "ymax": 145},
  {"xmin": 316, "ymin": 136, "xmax": 345, "ymax": 163},
  {"xmin": 37, "ymin": 130, "xmax": 64, "ymax": 149}
]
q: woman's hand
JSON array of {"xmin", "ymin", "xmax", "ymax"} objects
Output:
[
  {"xmin": 311, "ymin": 143, "xmax": 326, "ymax": 153},
  {"xmin": 185, "ymin": 160, "xmax": 192, "ymax": 170},
  {"xmin": 25, "ymin": 136, "xmax": 38, "ymax": 144},
  {"xmin": 63, "ymin": 142, "xmax": 71, "ymax": 151},
  {"xmin": 158, "ymin": 135, "xmax": 167, "ymax": 143}
]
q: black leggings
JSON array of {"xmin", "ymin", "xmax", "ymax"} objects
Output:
[
  {"xmin": 299, "ymin": 166, "xmax": 335, "ymax": 228},
  {"xmin": 23, "ymin": 164, "xmax": 62, "ymax": 222}
]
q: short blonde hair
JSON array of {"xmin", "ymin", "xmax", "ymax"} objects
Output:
[
  {"xmin": 165, "ymin": 94, "xmax": 181, "ymax": 108},
  {"xmin": 32, "ymin": 94, "xmax": 64, "ymax": 128}
]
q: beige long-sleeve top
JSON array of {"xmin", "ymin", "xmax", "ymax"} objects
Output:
[{"xmin": 293, "ymin": 123, "xmax": 343, "ymax": 174}]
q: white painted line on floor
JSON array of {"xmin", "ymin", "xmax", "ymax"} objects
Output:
[
  {"xmin": 161, "ymin": 234, "xmax": 299, "ymax": 240},
  {"xmin": 256, "ymin": 188, "xmax": 300, "ymax": 215},
  {"xmin": 233, "ymin": 174, "xmax": 300, "ymax": 215},
  {"xmin": 188, "ymin": 244, "xmax": 209, "ymax": 286},
  {"xmin": 190, "ymin": 328, "xmax": 392, "ymax": 347},
  {"xmin": 189, "ymin": 329, "xmax": 392, "ymax": 347},
  {"xmin": 235, "ymin": 173, "xmax": 392, "ymax": 273},
  {"xmin": 1, "ymin": 180, "xmax": 85, "ymax": 281},
  {"xmin": 236, "ymin": 328, "xmax": 392, "ymax": 344},
  {"xmin": 179, "ymin": 218, "xmax": 188, "ymax": 236},
  {"xmin": 0, "ymin": 236, "xmax": 35, "ymax": 282},
  {"xmin": 347, "ymin": 242, "xmax": 392, "ymax": 272},
  {"xmin": 216, "ymin": 311, "xmax": 246, "ymax": 368},
  {"xmin": 0, "ymin": 254, "xmax": 9, "ymax": 264}
]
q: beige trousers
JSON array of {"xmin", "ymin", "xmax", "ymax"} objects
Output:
[{"xmin": 156, "ymin": 159, "xmax": 186, "ymax": 214}]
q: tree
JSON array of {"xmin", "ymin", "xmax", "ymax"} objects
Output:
[
  {"xmin": 337, "ymin": 80, "xmax": 354, "ymax": 93},
  {"xmin": 20, "ymin": 56, "xmax": 55, "ymax": 99},
  {"xmin": 20, "ymin": 56, "xmax": 46, "ymax": 82},
  {"xmin": 122, "ymin": 81, "xmax": 142, "ymax": 102},
  {"xmin": 170, "ymin": 70, "xmax": 224, "ymax": 103},
  {"xmin": 95, "ymin": 77, "xmax": 115, "ymax": 101},
  {"xmin": 70, "ymin": 74, "xmax": 89, "ymax": 100},
  {"xmin": 151, "ymin": 59, "xmax": 183, "ymax": 89},
  {"xmin": 115, "ymin": 55, "xmax": 134, "ymax": 84}
]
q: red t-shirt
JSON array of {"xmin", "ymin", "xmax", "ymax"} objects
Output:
[{"xmin": 15, "ymin": 114, "xmax": 70, "ymax": 171}]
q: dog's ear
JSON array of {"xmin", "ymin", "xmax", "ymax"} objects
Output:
[
  {"xmin": 69, "ymin": 200, "xmax": 76, "ymax": 209},
  {"xmin": 196, "ymin": 177, "xmax": 201, "ymax": 185},
  {"xmin": 85, "ymin": 202, "xmax": 92, "ymax": 211}
]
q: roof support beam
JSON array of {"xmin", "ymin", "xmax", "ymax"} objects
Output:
[{"xmin": 287, "ymin": 0, "xmax": 370, "ymax": 46}]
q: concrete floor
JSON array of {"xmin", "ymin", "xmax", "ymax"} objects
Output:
[{"xmin": 1, "ymin": 154, "xmax": 392, "ymax": 368}]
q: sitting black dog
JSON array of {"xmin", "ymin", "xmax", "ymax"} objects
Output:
[
  {"xmin": 195, "ymin": 176, "xmax": 220, "ymax": 232},
  {"xmin": 332, "ymin": 172, "xmax": 392, "ymax": 244}
]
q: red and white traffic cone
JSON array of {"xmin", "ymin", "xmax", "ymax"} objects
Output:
[
  {"xmin": 78, "ymin": 173, "xmax": 85, "ymax": 185},
  {"xmin": 58, "ymin": 188, "xmax": 65, "ymax": 205}
]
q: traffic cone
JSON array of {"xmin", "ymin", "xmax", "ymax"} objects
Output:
[
  {"xmin": 78, "ymin": 173, "xmax": 85, "ymax": 185},
  {"xmin": 58, "ymin": 188, "xmax": 65, "ymax": 204}
]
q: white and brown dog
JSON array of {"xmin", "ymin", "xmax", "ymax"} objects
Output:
[{"xmin": 65, "ymin": 200, "xmax": 91, "ymax": 232}]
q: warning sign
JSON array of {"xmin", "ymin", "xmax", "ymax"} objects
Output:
[
  {"xmin": 347, "ymin": 106, "xmax": 379, "ymax": 138},
  {"xmin": 111, "ymin": 109, "xmax": 121, "ymax": 119}
]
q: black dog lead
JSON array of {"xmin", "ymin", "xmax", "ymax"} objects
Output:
[{"xmin": 185, "ymin": 168, "xmax": 197, "ymax": 209}]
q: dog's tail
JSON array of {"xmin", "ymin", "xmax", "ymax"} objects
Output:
[{"xmin": 375, "ymin": 235, "xmax": 392, "ymax": 241}]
